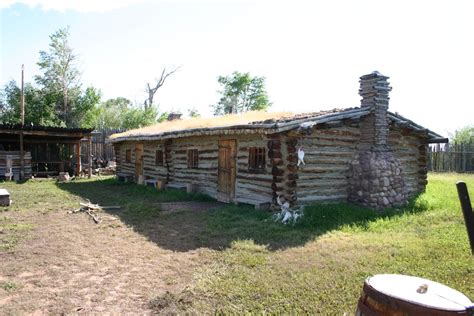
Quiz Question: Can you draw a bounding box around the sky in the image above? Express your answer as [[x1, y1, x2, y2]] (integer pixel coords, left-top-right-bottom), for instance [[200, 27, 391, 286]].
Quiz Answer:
[[0, 0, 473, 136]]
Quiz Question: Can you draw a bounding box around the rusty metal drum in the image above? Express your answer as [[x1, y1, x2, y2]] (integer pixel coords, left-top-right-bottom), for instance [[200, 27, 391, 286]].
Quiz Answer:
[[356, 274, 473, 316]]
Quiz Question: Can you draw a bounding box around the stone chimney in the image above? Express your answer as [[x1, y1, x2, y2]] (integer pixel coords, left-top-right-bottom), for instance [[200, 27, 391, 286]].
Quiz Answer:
[[359, 71, 391, 151], [167, 112, 182, 121], [348, 72, 407, 209]]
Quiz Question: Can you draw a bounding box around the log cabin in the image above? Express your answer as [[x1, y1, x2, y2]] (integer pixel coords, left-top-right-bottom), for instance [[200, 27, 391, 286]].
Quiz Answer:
[[109, 72, 447, 209]]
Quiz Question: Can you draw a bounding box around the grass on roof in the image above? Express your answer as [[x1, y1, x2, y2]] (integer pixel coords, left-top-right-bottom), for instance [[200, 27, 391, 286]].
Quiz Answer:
[[109, 111, 295, 140]]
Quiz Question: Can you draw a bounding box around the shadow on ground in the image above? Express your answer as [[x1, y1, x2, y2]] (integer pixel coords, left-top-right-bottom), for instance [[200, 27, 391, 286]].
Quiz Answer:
[[57, 177, 428, 252]]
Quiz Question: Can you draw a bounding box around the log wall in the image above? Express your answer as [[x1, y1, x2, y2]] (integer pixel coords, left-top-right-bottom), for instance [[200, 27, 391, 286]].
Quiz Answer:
[[115, 135, 276, 205], [167, 136, 218, 197], [235, 135, 274, 205], [290, 125, 360, 204], [389, 127, 427, 197], [142, 141, 168, 180], [115, 142, 136, 178]]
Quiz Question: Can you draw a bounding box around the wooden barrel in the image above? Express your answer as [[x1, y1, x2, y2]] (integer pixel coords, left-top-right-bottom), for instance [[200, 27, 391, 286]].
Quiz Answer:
[[356, 274, 473, 316]]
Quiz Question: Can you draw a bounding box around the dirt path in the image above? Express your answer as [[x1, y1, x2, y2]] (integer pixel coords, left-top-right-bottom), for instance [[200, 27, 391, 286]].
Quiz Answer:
[[0, 205, 213, 314]]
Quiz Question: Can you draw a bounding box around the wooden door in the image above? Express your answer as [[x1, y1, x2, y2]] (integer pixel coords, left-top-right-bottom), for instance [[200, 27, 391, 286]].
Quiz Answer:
[[218, 140, 236, 203], [135, 144, 144, 180]]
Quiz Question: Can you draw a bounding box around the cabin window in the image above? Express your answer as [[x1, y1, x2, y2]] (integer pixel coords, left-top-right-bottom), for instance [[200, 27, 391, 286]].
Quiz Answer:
[[125, 149, 131, 163], [155, 150, 164, 166], [187, 149, 199, 168], [248, 147, 266, 172]]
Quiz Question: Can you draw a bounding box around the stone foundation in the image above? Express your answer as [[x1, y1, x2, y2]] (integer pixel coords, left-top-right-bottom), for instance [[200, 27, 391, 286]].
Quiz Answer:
[[348, 150, 407, 209]]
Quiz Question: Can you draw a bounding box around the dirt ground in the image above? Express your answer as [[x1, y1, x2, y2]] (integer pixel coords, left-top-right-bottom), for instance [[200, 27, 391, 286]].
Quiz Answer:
[[0, 198, 220, 314]]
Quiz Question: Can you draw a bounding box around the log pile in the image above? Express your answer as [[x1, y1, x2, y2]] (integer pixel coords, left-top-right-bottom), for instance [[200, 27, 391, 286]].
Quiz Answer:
[[0, 151, 32, 180]]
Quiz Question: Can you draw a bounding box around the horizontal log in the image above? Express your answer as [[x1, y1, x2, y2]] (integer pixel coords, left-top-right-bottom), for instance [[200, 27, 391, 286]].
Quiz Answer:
[[299, 165, 349, 173], [287, 173, 298, 180], [237, 178, 273, 188], [237, 168, 268, 174], [268, 151, 282, 159], [272, 166, 284, 176], [297, 173, 347, 181], [236, 174, 273, 182], [271, 158, 284, 166], [297, 180, 348, 189], [271, 183, 284, 191], [234, 196, 271, 205], [298, 194, 347, 203]]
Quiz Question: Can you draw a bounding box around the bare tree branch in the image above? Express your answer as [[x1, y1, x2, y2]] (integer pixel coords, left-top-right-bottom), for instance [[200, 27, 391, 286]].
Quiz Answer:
[[145, 66, 181, 109]]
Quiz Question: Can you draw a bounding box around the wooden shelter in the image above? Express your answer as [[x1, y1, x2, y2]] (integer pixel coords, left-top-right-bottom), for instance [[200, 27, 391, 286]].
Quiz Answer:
[[0, 124, 93, 179], [110, 72, 448, 209]]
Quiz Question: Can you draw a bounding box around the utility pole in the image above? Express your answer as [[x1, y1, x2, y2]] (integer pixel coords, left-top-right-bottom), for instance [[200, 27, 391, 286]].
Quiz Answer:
[[19, 64, 25, 180], [21, 65, 25, 125]]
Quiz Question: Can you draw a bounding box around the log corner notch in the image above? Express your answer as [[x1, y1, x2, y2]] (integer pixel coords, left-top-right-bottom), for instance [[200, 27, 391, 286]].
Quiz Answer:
[[164, 139, 173, 183], [285, 135, 299, 208], [268, 134, 284, 209]]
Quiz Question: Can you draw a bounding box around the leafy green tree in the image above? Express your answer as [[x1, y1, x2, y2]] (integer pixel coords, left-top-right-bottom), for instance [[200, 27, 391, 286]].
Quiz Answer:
[[0, 80, 58, 126], [83, 97, 162, 130], [121, 106, 158, 129], [451, 125, 474, 145], [212, 71, 271, 115], [35, 27, 85, 126]]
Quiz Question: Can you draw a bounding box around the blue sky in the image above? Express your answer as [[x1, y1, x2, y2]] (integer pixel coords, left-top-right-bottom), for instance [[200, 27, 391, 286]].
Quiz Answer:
[[1, 0, 473, 135]]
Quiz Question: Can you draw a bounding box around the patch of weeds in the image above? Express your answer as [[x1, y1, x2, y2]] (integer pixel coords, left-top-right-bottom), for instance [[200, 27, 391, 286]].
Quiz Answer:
[[148, 291, 193, 313], [1, 281, 19, 292], [0, 235, 20, 251], [223, 240, 269, 268], [0, 217, 33, 251], [105, 222, 122, 229]]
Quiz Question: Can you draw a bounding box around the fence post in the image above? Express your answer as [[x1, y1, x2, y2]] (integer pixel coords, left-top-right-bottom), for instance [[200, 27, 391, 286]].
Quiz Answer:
[[456, 181, 474, 255]]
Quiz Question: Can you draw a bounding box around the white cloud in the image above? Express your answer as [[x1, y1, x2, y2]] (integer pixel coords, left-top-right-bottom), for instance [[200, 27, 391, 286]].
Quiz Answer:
[[0, 0, 151, 13]]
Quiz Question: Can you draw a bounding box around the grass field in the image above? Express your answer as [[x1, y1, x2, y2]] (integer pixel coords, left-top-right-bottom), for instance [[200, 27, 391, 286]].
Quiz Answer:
[[0, 173, 473, 314]]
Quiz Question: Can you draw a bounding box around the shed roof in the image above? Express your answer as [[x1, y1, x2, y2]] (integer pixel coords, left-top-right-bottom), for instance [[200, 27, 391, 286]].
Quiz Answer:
[[109, 107, 446, 143], [0, 124, 93, 140]]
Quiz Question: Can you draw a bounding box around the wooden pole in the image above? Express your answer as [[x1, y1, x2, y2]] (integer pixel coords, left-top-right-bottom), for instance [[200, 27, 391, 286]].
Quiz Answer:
[[88, 135, 92, 179], [456, 181, 474, 255], [19, 64, 25, 180], [75, 141, 81, 176], [21, 65, 25, 125]]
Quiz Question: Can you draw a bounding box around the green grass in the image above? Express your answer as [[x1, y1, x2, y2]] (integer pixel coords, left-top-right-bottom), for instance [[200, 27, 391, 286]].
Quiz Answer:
[[1, 173, 473, 314], [188, 173, 474, 314]]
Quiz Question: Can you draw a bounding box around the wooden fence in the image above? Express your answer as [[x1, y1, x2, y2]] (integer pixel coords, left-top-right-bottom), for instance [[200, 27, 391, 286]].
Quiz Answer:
[[80, 129, 124, 165], [428, 142, 474, 173]]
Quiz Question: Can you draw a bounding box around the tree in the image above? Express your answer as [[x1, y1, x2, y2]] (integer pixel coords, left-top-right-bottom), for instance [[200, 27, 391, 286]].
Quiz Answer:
[[187, 107, 201, 118], [211, 71, 271, 116], [145, 67, 180, 109], [451, 125, 474, 145], [83, 97, 162, 130], [0, 80, 58, 126], [35, 27, 81, 126]]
